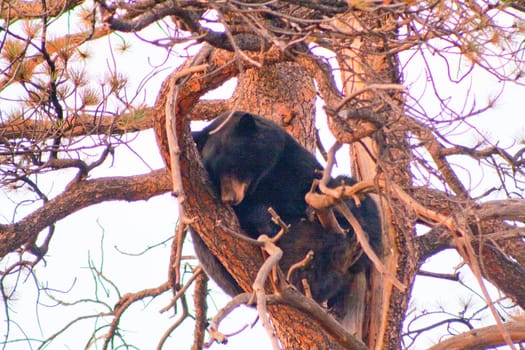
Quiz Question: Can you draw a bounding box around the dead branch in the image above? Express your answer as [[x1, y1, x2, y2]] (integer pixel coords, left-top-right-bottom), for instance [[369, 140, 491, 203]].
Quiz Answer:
[[207, 293, 252, 346], [268, 207, 291, 242], [169, 222, 188, 293], [307, 142, 346, 234], [301, 278, 313, 299], [253, 235, 283, 350], [192, 271, 208, 350], [275, 288, 369, 350], [165, 64, 209, 216], [210, 210, 292, 348]]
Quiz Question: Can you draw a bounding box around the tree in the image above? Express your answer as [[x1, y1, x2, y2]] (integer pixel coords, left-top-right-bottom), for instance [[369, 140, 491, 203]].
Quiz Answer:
[[1, 0, 525, 349]]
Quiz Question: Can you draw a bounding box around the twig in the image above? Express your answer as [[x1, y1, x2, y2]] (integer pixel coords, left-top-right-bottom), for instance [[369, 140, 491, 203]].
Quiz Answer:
[[417, 270, 459, 281], [286, 250, 314, 281], [157, 295, 190, 350], [268, 207, 290, 243], [301, 279, 313, 299], [165, 76, 186, 209], [104, 282, 171, 349], [319, 142, 342, 190], [333, 83, 406, 115], [160, 266, 203, 313]]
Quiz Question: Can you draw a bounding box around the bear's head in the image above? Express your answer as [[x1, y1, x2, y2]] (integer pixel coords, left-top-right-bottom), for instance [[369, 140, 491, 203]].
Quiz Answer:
[[193, 111, 286, 206]]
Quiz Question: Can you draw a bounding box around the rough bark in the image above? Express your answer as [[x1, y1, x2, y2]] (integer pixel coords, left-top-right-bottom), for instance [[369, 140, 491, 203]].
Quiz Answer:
[[333, 9, 414, 349], [231, 62, 317, 152]]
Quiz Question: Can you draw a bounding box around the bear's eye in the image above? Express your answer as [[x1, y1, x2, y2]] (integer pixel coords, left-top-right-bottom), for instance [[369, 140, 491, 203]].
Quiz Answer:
[[219, 161, 250, 179]]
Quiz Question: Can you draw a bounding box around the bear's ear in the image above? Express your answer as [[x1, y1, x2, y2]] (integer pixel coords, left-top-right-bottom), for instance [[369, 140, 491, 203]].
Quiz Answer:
[[235, 112, 258, 136], [192, 130, 208, 152]]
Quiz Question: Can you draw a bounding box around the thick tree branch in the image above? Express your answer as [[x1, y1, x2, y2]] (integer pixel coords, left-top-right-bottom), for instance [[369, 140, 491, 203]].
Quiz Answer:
[[0, 98, 238, 143], [0, 168, 171, 257], [280, 0, 348, 14], [477, 199, 525, 221], [427, 320, 525, 350], [101, 1, 271, 52], [0, 110, 154, 141], [411, 188, 525, 256], [477, 242, 525, 308], [415, 225, 454, 262]]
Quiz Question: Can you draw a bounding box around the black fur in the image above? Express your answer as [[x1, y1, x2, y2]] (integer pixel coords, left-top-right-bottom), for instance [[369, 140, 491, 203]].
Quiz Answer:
[[191, 111, 381, 306]]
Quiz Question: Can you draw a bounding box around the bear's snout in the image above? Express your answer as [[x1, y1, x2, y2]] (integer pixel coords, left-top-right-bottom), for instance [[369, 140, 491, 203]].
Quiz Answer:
[[220, 175, 248, 206]]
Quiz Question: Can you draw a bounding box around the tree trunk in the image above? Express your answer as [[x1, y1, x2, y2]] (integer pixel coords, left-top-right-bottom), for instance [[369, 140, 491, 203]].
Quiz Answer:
[[154, 47, 357, 349], [333, 10, 416, 349]]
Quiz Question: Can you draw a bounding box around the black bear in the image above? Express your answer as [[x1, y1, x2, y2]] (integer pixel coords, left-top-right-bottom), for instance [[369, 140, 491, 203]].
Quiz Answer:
[[193, 111, 321, 236], [191, 111, 381, 306]]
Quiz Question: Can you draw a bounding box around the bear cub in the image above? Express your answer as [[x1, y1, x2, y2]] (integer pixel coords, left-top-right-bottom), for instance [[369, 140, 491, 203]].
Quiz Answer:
[[192, 111, 381, 307]]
